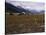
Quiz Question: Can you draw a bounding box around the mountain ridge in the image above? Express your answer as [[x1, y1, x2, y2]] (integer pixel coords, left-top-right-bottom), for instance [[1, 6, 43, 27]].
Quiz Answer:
[[5, 2, 44, 14]]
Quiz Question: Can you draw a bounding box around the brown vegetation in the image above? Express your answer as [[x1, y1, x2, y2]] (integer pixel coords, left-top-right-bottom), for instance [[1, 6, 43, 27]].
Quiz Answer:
[[5, 14, 45, 34]]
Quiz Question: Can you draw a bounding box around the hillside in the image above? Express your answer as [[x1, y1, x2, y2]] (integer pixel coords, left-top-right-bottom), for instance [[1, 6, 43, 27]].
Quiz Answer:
[[5, 2, 44, 14]]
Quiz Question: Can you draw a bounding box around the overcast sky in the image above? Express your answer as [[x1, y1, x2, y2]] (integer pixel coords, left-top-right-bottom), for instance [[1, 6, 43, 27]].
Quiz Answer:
[[6, 0, 45, 11]]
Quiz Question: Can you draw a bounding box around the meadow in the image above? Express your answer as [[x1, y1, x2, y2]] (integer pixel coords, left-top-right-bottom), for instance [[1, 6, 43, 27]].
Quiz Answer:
[[5, 14, 45, 34]]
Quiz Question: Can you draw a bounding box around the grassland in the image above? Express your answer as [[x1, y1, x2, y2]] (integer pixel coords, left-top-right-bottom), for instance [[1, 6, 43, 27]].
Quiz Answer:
[[5, 14, 45, 34]]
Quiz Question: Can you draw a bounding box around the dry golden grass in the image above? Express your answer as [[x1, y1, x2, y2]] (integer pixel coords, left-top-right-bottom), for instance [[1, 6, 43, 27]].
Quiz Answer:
[[5, 14, 45, 34]]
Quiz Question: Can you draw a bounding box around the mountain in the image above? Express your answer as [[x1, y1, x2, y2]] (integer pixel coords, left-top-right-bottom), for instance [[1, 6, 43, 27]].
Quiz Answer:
[[5, 2, 44, 14], [30, 10, 45, 14], [39, 10, 45, 14], [29, 10, 39, 14], [5, 2, 26, 13]]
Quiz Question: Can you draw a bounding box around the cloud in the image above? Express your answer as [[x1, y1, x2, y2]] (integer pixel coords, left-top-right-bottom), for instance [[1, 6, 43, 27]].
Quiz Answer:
[[6, 0, 45, 10]]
